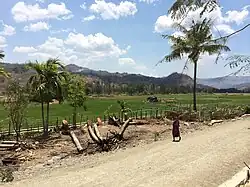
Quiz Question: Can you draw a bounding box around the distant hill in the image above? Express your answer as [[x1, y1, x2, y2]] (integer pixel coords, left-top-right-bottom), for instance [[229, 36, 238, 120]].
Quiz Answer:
[[0, 62, 244, 94], [197, 76, 250, 90]]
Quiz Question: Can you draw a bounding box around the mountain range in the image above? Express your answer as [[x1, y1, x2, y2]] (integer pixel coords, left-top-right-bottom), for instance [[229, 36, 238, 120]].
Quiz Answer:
[[0, 63, 249, 93]]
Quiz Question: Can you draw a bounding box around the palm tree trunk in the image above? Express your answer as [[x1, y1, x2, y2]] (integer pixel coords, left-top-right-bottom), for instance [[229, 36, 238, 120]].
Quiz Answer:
[[39, 88, 45, 134], [73, 107, 77, 128], [193, 61, 197, 111], [45, 101, 50, 137]]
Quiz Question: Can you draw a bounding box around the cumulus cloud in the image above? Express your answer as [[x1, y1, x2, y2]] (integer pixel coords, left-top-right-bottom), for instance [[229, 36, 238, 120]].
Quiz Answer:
[[14, 32, 127, 66], [154, 15, 174, 33], [13, 46, 37, 53], [24, 22, 50, 32], [0, 36, 7, 48], [82, 15, 96, 22], [11, 2, 73, 22], [118, 57, 148, 74], [0, 23, 16, 36], [154, 5, 249, 34], [118, 57, 136, 65], [89, 0, 137, 20], [139, 0, 159, 4], [224, 5, 250, 25]]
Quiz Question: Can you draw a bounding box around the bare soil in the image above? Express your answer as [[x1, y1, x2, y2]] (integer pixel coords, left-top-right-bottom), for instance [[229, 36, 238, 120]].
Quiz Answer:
[[1, 117, 249, 187]]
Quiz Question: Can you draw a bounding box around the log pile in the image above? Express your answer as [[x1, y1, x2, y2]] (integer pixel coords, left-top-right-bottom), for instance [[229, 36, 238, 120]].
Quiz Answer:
[[87, 118, 132, 151]]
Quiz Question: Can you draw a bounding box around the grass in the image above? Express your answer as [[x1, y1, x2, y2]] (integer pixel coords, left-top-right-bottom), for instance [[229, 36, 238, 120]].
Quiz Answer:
[[0, 93, 250, 131]]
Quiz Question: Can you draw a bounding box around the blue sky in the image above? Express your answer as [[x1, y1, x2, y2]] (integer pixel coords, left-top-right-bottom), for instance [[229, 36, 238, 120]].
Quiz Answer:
[[0, 0, 249, 78]]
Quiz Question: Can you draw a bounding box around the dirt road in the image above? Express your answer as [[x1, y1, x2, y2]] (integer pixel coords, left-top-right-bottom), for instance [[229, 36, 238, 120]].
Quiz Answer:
[[3, 118, 250, 187]]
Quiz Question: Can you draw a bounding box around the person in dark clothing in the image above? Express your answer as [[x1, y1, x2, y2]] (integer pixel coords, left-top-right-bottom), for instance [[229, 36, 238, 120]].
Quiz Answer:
[[172, 119, 181, 142]]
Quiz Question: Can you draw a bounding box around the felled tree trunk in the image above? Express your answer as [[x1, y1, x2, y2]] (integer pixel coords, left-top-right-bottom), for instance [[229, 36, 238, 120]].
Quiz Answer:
[[97, 117, 103, 126], [118, 118, 132, 140], [87, 120, 101, 144], [93, 123, 103, 142], [61, 120, 69, 135], [69, 130, 84, 153]]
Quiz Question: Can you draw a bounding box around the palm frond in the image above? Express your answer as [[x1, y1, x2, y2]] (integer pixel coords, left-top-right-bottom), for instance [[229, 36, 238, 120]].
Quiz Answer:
[[169, 0, 219, 20], [201, 44, 231, 55]]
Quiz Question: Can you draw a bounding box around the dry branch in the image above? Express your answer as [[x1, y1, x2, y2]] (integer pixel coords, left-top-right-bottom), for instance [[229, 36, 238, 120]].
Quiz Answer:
[[118, 118, 132, 140], [69, 131, 84, 153]]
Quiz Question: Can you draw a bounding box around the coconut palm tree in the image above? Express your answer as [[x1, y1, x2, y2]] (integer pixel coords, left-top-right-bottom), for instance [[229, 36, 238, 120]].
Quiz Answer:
[[27, 58, 67, 137], [169, 0, 219, 20], [0, 50, 10, 78], [160, 19, 230, 111]]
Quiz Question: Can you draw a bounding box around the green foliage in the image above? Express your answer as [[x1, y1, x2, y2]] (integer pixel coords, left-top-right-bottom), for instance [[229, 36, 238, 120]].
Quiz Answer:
[[26, 58, 67, 136], [4, 79, 29, 141], [66, 74, 87, 109], [64, 74, 87, 126], [117, 100, 132, 113]]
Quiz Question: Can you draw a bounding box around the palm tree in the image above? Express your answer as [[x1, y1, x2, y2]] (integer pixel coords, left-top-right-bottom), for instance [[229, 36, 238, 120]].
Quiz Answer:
[[169, 0, 219, 20], [160, 19, 230, 111], [27, 58, 67, 137], [0, 50, 10, 78], [27, 61, 46, 135]]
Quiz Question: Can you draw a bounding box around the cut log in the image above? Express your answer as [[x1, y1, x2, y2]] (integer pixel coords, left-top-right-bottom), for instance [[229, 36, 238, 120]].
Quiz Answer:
[[69, 131, 84, 153], [118, 118, 132, 140], [93, 123, 103, 142], [97, 118, 103, 126], [87, 121, 101, 144], [61, 120, 69, 135], [0, 144, 17, 149], [1, 141, 18, 144]]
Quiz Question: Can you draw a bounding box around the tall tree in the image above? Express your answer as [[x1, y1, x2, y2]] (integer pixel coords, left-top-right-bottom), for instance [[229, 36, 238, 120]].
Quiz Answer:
[[160, 19, 230, 110], [27, 58, 67, 137], [4, 79, 29, 141], [65, 74, 87, 127]]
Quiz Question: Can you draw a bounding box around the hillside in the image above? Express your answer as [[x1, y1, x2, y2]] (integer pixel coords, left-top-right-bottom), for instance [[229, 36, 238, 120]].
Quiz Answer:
[[197, 76, 250, 90], [0, 63, 242, 94]]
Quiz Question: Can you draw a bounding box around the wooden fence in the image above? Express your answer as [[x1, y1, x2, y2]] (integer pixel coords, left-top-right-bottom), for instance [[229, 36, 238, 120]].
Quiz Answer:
[[0, 103, 247, 135]]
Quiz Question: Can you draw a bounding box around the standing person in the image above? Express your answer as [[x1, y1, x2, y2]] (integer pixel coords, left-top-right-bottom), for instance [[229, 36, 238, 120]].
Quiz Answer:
[[172, 119, 181, 142]]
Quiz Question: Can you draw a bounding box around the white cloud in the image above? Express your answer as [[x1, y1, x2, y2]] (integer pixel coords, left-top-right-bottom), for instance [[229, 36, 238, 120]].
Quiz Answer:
[[24, 22, 50, 32], [13, 46, 37, 53], [118, 57, 148, 74], [15, 32, 127, 66], [224, 6, 250, 25], [139, 0, 159, 4], [119, 57, 136, 65], [11, 2, 73, 22], [154, 15, 174, 33], [89, 0, 137, 20], [80, 2, 87, 10], [0, 36, 7, 48], [215, 24, 235, 34], [154, 5, 249, 34], [0, 23, 16, 36], [82, 15, 96, 22]]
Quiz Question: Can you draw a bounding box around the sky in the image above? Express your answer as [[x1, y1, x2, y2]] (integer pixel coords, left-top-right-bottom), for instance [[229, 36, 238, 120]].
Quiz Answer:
[[0, 0, 249, 78]]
